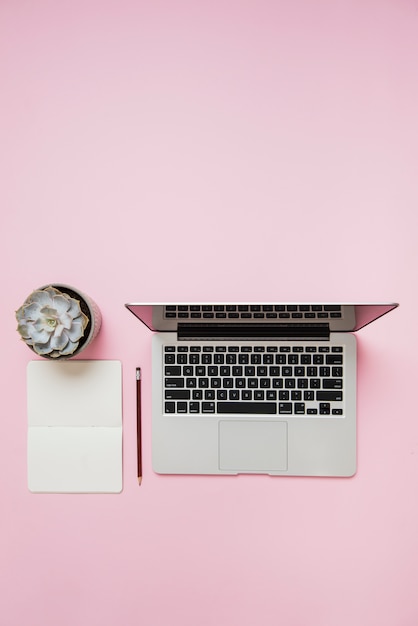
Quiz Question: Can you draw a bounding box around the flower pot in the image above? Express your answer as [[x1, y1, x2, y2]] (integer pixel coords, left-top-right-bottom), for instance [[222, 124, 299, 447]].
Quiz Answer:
[[16, 284, 102, 359]]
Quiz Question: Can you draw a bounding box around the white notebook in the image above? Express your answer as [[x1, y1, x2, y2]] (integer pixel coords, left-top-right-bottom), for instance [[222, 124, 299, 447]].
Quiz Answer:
[[27, 360, 123, 493]]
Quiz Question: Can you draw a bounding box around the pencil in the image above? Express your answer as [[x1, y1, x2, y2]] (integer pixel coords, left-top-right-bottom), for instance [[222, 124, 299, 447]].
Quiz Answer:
[[136, 367, 142, 485]]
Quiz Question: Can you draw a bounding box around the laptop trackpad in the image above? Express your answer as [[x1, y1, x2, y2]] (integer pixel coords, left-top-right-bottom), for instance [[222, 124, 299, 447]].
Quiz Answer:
[[219, 420, 288, 472]]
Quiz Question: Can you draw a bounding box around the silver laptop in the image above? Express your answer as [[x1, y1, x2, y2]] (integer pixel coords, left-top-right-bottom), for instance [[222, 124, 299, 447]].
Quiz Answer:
[[125, 303, 398, 477]]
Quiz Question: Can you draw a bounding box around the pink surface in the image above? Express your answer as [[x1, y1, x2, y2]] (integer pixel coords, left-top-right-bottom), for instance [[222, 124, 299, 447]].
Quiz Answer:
[[1, 1, 417, 624]]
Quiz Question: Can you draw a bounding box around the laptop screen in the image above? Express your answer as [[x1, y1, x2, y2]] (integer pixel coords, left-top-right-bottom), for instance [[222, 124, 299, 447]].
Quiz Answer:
[[125, 303, 398, 333]]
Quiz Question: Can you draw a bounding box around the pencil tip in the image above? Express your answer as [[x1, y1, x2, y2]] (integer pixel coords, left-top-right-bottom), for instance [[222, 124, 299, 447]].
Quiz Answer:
[[138, 477, 142, 485]]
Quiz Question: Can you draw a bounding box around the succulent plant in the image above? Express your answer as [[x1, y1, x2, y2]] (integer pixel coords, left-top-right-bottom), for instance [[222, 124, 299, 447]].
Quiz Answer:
[[16, 286, 90, 358]]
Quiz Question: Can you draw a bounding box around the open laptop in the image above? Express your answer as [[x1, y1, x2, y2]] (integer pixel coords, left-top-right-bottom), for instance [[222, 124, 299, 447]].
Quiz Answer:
[[125, 303, 398, 477]]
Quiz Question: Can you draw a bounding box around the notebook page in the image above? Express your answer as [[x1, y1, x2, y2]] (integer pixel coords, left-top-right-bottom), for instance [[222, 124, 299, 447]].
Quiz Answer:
[[27, 360, 122, 493]]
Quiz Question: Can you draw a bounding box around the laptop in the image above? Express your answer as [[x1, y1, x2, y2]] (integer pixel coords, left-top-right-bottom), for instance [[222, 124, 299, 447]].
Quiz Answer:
[[125, 303, 398, 477]]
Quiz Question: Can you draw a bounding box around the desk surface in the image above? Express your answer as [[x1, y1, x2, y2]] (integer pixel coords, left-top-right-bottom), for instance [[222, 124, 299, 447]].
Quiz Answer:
[[1, 2, 417, 625]]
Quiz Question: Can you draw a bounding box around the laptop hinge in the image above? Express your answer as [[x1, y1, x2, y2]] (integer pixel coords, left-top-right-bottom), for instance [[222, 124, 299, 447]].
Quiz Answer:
[[177, 323, 330, 341]]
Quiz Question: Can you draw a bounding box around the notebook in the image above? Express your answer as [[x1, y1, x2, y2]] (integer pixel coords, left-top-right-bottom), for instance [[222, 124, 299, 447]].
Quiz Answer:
[[27, 360, 122, 493], [125, 303, 398, 477]]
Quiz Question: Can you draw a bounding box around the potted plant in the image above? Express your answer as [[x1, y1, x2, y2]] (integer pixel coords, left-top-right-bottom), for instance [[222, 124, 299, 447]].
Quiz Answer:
[[15, 284, 101, 358]]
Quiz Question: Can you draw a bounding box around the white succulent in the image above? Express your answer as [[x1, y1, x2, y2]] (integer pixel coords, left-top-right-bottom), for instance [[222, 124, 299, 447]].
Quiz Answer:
[[16, 286, 89, 358]]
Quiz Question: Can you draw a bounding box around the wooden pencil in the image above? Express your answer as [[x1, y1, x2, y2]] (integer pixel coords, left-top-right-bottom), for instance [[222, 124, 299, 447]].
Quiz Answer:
[[136, 367, 142, 485]]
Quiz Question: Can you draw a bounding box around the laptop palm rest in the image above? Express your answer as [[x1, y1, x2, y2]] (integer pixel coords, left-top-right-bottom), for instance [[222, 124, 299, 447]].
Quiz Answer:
[[219, 420, 288, 472]]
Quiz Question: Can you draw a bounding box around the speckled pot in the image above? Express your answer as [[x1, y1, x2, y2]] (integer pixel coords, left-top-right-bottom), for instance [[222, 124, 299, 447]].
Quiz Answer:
[[28, 284, 102, 359]]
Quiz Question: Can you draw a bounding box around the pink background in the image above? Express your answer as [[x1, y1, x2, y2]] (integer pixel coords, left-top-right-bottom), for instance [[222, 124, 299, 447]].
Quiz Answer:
[[1, 1, 417, 624]]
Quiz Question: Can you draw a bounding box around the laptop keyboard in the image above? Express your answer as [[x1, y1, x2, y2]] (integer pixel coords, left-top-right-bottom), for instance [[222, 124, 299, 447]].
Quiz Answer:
[[163, 344, 344, 417]]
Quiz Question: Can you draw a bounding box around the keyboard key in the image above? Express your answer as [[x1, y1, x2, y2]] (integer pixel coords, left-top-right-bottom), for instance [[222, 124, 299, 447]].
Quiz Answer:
[[202, 402, 215, 413], [285, 379, 296, 388], [217, 402, 276, 414], [165, 378, 185, 388], [165, 390, 190, 400], [326, 354, 343, 365], [323, 379, 343, 389], [279, 403, 292, 414], [317, 391, 343, 401]]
